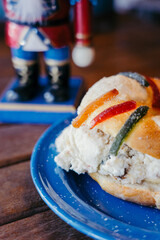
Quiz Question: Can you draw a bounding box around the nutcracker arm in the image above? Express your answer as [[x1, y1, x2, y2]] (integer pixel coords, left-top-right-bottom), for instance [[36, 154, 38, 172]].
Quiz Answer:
[[72, 0, 95, 67], [74, 0, 92, 46]]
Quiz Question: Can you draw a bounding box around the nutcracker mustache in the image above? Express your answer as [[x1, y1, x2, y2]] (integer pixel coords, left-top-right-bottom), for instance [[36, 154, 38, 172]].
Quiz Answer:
[[15, 0, 44, 23]]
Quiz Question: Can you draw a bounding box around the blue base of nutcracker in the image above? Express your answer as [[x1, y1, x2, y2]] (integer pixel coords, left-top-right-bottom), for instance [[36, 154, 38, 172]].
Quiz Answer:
[[0, 76, 84, 124]]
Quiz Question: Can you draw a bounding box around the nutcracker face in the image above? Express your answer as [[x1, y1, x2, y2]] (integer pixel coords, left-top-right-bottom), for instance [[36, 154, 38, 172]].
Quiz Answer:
[[6, 0, 60, 19]]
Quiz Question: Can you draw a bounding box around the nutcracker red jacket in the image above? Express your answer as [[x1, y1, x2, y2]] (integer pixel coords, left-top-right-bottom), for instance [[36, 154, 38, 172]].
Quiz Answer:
[[3, 0, 92, 49]]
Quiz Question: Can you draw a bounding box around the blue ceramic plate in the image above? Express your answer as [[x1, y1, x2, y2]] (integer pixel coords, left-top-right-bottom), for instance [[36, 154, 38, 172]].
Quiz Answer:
[[31, 116, 160, 240]]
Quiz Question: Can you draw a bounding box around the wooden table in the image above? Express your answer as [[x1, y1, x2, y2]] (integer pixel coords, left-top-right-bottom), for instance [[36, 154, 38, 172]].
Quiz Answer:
[[0, 14, 160, 239]]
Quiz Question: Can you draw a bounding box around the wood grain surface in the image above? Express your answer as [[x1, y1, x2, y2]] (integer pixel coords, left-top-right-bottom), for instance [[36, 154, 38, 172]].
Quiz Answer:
[[0, 13, 160, 239], [0, 125, 48, 167], [0, 210, 91, 240]]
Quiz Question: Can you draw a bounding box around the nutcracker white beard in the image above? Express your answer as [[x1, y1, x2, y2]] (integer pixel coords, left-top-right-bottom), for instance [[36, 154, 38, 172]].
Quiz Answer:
[[15, 0, 44, 23]]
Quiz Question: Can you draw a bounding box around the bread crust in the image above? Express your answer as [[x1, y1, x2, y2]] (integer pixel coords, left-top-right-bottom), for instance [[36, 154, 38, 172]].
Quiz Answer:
[[74, 74, 160, 208], [86, 75, 160, 208], [90, 172, 160, 208], [78, 75, 160, 158]]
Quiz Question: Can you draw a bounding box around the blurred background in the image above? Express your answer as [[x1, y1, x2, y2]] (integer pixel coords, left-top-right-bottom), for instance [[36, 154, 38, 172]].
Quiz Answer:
[[0, 1, 5, 20], [1, 0, 160, 89], [1, 0, 160, 23]]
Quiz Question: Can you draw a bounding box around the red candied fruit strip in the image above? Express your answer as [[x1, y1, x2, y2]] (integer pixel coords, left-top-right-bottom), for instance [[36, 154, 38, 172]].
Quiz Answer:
[[90, 100, 137, 129], [145, 76, 160, 108], [72, 89, 119, 128]]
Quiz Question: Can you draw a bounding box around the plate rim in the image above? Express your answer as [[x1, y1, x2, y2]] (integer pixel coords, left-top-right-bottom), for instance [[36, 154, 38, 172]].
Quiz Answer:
[[31, 120, 115, 240], [30, 117, 160, 240]]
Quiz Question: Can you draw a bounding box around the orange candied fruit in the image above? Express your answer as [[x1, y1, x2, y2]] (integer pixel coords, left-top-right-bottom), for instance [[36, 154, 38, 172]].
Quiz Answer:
[[90, 100, 137, 129], [72, 88, 119, 128]]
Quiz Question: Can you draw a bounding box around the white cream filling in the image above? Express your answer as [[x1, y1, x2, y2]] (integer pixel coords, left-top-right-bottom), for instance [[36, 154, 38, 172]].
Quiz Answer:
[[55, 125, 160, 186], [55, 125, 111, 174]]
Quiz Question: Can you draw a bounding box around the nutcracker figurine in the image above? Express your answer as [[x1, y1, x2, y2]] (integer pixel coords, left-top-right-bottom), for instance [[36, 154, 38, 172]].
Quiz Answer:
[[3, 0, 96, 103]]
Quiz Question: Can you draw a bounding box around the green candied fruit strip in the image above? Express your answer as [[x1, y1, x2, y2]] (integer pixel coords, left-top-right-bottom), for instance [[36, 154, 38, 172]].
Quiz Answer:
[[119, 72, 150, 87], [109, 106, 149, 156]]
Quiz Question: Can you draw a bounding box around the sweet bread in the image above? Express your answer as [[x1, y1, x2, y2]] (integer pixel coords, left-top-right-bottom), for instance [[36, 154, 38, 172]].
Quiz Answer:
[[55, 72, 160, 208]]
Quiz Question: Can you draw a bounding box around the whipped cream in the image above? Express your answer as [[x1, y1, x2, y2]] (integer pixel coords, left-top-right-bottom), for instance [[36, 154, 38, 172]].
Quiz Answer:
[[55, 125, 160, 185]]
